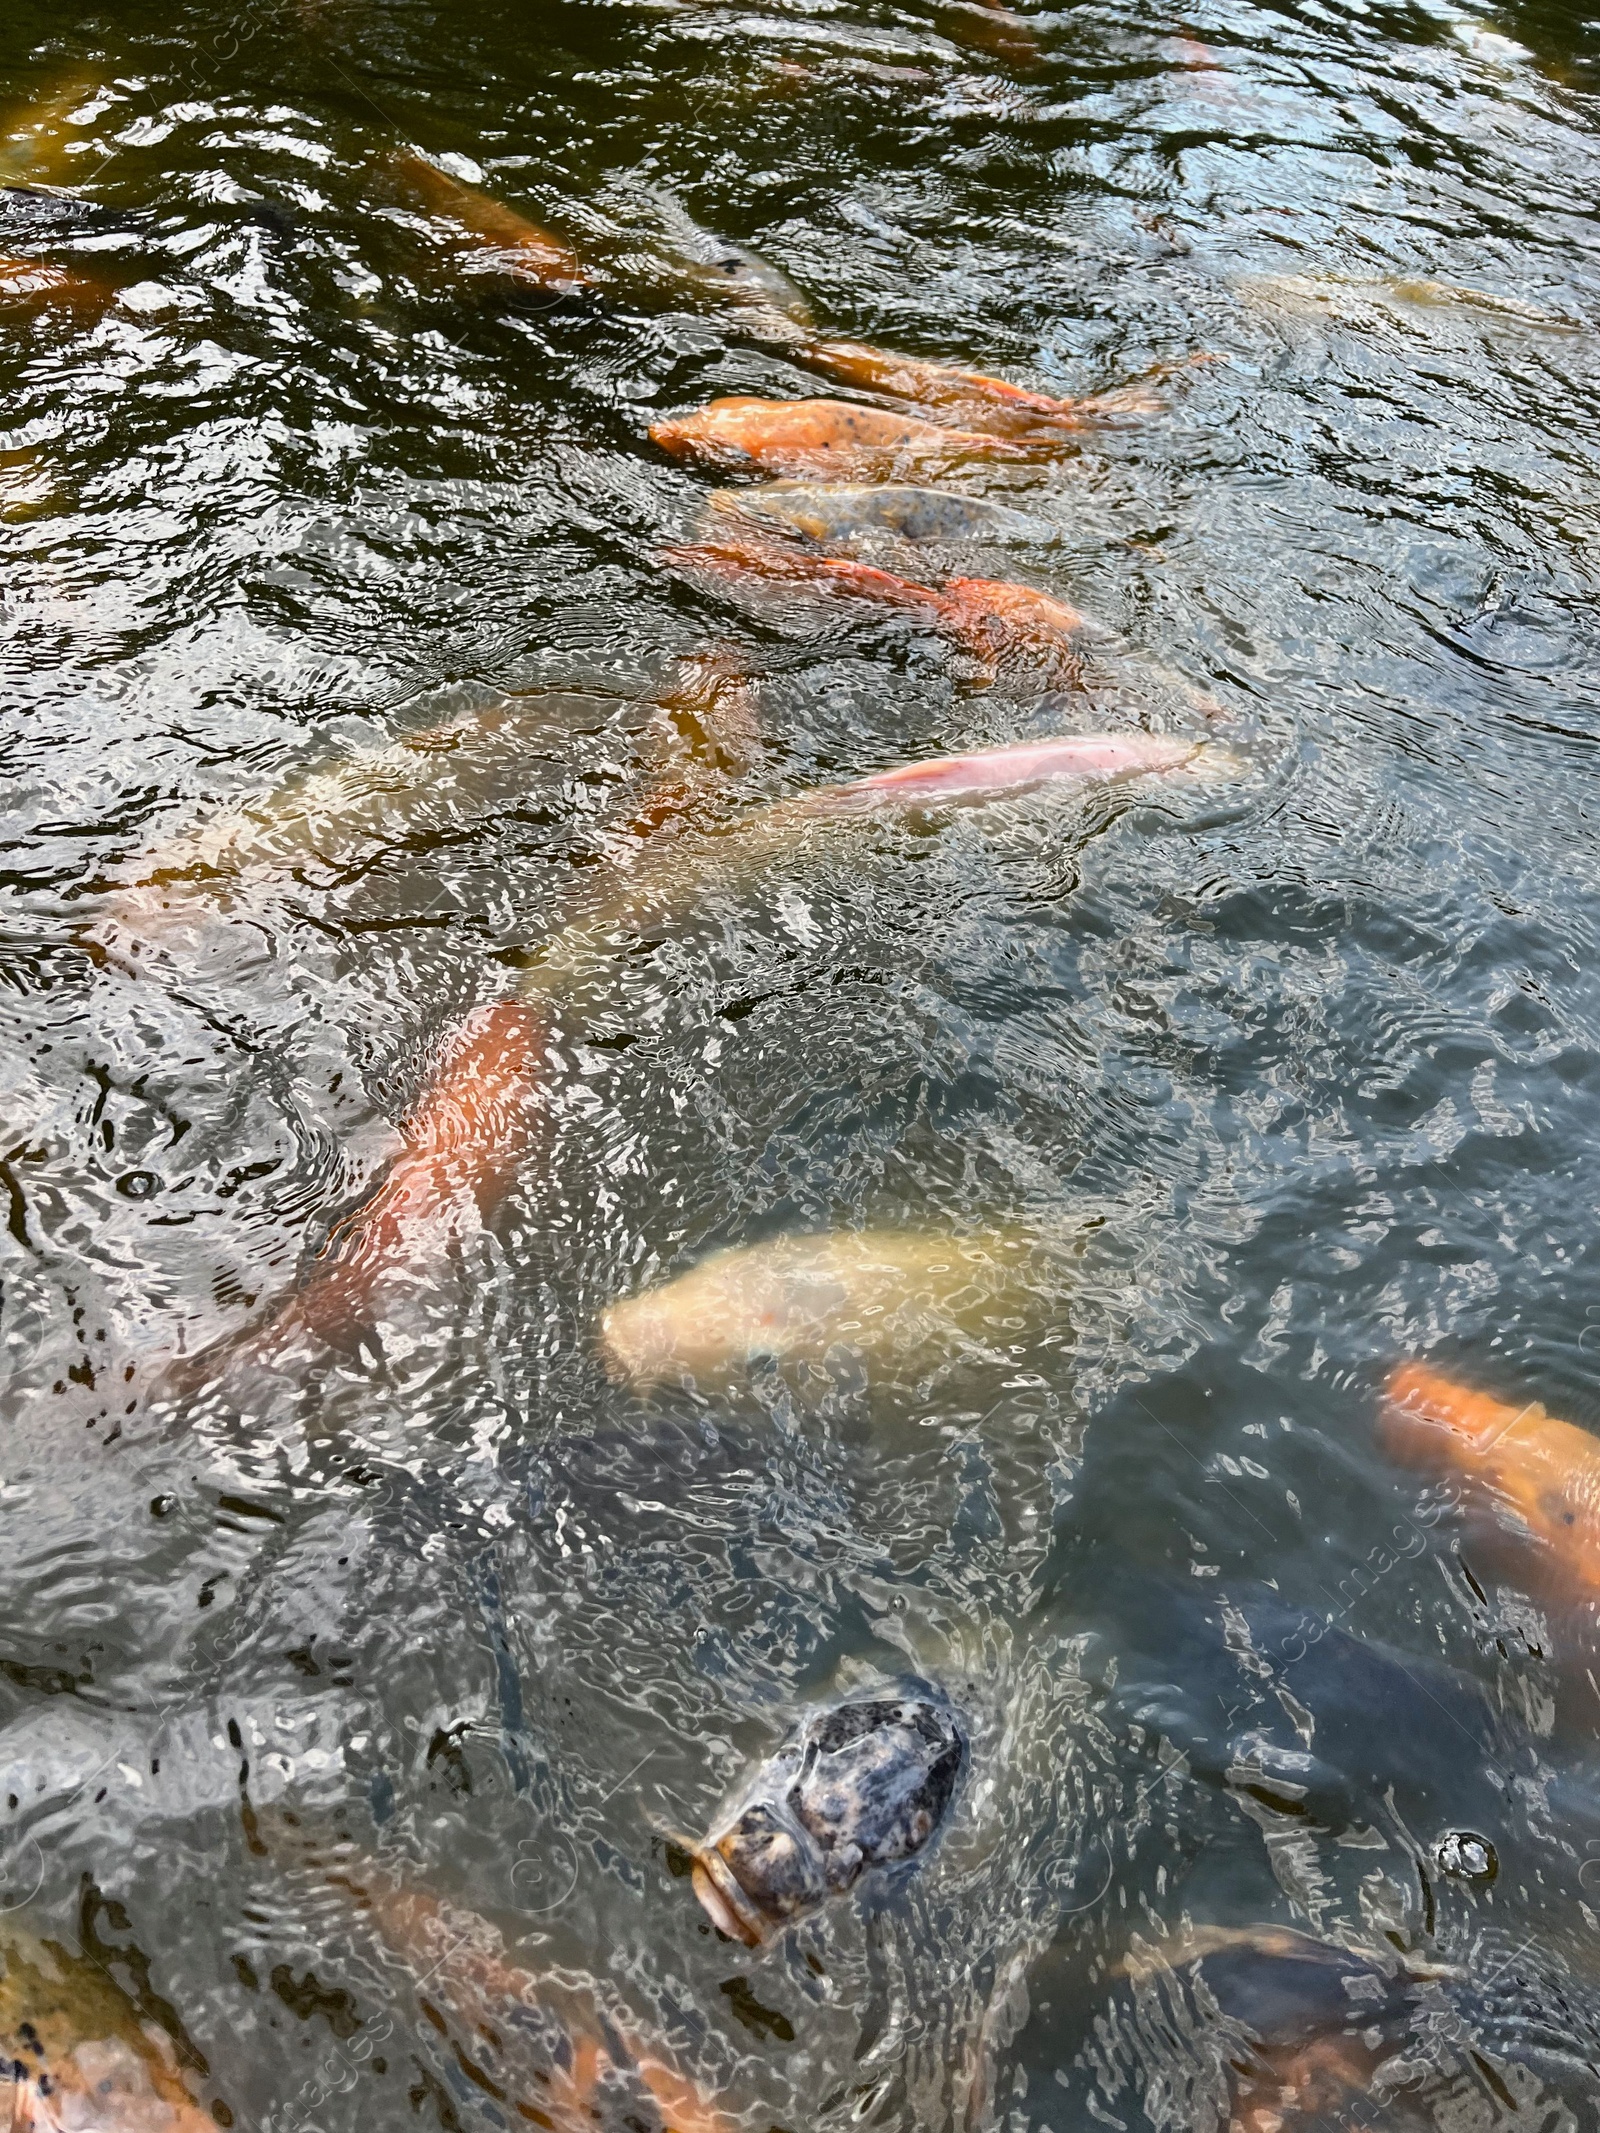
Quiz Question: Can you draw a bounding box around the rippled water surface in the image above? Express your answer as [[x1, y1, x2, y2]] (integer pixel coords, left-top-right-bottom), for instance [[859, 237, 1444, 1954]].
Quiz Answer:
[[4, 0, 1600, 2126]]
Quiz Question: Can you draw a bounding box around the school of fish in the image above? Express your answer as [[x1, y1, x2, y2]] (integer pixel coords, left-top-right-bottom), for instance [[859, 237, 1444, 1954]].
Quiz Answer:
[[0, 11, 1595, 2133]]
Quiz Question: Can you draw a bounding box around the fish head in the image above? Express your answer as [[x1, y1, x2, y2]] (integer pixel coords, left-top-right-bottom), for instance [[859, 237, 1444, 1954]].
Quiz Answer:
[[691, 1795, 829, 1945], [1379, 1363, 1536, 1475], [598, 1257, 751, 1386], [689, 1696, 964, 1942], [608, 186, 813, 336]]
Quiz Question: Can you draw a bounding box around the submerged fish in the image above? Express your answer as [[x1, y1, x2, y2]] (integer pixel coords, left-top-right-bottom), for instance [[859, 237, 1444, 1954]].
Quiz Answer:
[[135, 996, 548, 1427], [606, 185, 813, 342], [799, 341, 1161, 432], [668, 537, 1089, 684], [599, 1226, 1068, 1388], [705, 482, 1055, 547], [683, 1693, 966, 1945], [1381, 1362, 1600, 1600], [0, 252, 77, 302], [1107, 1927, 1447, 2133], [0, 74, 109, 189], [394, 150, 593, 292], [939, 0, 1044, 65], [519, 731, 1231, 1008], [296, 1840, 741, 2133], [223, 997, 546, 1371], [0, 1922, 215, 2131], [1238, 271, 1580, 332], [649, 396, 1062, 478], [614, 649, 764, 850], [103, 661, 755, 955]]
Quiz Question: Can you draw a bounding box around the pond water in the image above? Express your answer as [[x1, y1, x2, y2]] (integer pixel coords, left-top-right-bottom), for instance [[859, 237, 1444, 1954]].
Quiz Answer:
[[2, 0, 1600, 2127]]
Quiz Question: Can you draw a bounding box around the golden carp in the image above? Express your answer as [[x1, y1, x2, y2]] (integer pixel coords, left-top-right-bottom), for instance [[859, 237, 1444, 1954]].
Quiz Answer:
[[1380, 1362, 1600, 1598], [0, 1923, 215, 2132], [599, 1226, 1070, 1388], [1238, 271, 1580, 333], [93, 699, 549, 966], [666, 537, 1087, 684], [0, 74, 108, 188], [395, 150, 593, 291], [648, 395, 1059, 478]]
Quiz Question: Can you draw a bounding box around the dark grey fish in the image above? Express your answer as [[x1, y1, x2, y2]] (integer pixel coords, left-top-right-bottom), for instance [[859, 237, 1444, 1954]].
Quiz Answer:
[[706, 482, 1056, 547], [0, 185, 125, 240], [686, 1692, 965, 1944], [608, 186, 813, 341]]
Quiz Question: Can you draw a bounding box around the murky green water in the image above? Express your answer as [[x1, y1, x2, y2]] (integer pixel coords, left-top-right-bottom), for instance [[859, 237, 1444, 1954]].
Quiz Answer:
[[2, 0, 1600, 2127]]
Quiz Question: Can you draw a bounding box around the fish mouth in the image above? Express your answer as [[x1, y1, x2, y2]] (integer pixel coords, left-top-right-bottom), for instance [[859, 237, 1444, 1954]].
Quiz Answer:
[[688, 1846, 774, 1947]]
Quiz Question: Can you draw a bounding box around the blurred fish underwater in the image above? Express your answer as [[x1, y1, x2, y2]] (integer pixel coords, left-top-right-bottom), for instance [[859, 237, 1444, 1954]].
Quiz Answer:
[[0, 0, 1599, 2128]]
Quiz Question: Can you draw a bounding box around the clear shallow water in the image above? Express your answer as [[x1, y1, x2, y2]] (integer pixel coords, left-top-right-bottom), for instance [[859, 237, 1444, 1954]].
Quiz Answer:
[[2, 0, 1600, 2127]]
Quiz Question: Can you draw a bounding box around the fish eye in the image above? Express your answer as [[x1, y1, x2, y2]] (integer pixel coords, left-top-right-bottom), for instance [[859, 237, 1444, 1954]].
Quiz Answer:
[[1432, 1829, 1498, 1883]]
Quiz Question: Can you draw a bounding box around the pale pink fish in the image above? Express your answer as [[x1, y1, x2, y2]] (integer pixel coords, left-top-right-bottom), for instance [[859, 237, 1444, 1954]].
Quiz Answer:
[[821, 731, 1203, 808], [521, 732, 1233, 1004]]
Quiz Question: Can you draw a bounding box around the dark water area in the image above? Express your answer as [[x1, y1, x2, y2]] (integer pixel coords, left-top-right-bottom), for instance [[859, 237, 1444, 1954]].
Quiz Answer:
[[2, 0, 1600, 2127]]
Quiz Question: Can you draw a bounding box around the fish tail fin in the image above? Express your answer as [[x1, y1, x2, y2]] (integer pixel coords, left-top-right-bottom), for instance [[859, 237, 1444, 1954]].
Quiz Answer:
[[656, 648, 763, 774]]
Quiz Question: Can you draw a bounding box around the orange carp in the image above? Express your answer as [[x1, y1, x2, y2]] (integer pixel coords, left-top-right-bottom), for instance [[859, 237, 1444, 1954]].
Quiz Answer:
[[668, 537, 1088, 683], [1381, 1362, 1600, 1599], [267, 996, 545, 1350], [0, 1923, 216, 2132], [799, 340, 1160, 431], [649, 395, 1060, 478], [166, 997, 549, 1402], [307, 1847, 742, 2133], [395, 150, 593, 292]]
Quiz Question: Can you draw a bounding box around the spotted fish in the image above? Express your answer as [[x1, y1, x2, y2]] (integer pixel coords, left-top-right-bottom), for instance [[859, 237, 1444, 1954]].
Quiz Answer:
[[705, 481, 1056, 547], [685, 1693, 966, 1945], [0, 1923, 216, 2132], [649, 396, 1064, 478]]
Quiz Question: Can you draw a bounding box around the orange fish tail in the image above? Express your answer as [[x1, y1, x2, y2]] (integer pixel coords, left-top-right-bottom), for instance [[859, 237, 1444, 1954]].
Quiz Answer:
[[665, 537, 944, 621]]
